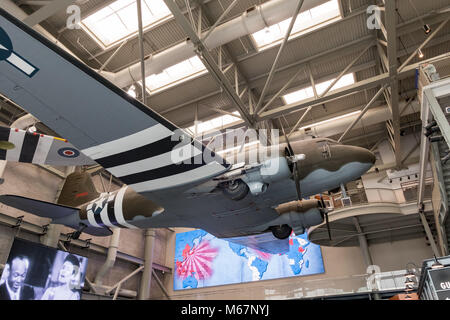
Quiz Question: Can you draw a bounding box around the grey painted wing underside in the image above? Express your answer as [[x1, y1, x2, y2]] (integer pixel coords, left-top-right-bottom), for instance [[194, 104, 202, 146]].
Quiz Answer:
[[0, 9, 286, 248], [0, 9, 229, 194]]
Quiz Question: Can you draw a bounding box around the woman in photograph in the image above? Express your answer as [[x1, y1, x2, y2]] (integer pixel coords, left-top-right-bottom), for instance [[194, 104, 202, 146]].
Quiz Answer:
[[41, 254, 81, 300]]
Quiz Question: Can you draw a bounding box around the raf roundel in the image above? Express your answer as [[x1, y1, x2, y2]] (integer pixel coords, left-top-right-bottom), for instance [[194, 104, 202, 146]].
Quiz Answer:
[[0, 27, 13, 61], [58, 147, 80, 158]]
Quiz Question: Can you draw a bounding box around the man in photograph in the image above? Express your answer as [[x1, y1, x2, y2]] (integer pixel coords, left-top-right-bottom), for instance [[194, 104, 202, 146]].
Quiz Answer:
[[0, 255, 35, 300]]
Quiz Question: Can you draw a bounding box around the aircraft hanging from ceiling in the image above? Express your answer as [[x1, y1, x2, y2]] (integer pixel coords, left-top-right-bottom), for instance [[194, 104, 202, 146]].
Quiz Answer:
[[0, 8, 375, 253]]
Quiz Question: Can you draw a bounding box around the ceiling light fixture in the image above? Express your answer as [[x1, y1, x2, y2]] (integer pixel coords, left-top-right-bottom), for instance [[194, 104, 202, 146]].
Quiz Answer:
[[418, 49, 424, 59]]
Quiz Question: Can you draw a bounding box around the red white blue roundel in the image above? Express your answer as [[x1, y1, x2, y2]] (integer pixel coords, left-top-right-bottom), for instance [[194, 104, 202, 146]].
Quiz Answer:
[[58, 147, 80, 158]]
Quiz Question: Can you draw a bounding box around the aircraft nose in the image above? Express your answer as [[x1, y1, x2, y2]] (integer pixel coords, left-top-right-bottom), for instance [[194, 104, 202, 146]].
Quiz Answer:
[[331, 144, 376, 167], [327, 144, 376, 181], [355, 146, 376, 165]]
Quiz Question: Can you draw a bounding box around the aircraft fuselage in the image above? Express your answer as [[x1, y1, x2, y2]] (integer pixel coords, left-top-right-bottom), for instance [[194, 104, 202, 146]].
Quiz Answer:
[[54, 137, 375, 240]]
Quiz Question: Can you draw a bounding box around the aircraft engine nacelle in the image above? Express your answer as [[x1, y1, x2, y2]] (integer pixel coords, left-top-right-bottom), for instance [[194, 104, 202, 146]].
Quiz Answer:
[[78, 187, 164, 229], [242, 156, 292, 196], [266, 199, 326, 239], [220, 156, 292, 199]]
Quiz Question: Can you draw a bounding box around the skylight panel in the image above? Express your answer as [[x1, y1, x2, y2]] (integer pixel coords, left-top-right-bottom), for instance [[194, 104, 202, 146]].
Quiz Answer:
[[143, 56, 208, 94], [251, 0, 342, 51], [187, 111, 241, 136], [81, 0, 172, 48], [283, 73, 355, 105]]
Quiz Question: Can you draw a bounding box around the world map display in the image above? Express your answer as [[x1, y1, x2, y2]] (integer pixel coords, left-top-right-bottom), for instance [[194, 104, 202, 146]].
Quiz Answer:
[[174, 230, 324, 290]]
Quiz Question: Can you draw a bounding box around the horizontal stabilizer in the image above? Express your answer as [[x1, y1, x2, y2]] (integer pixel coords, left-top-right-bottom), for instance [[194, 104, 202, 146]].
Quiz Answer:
[[78, 225, 113, 237], [225, 232, 290, 254], [0, 126, 96, 166], [0, 194, 78, 219], [0, 195, 112, 236]]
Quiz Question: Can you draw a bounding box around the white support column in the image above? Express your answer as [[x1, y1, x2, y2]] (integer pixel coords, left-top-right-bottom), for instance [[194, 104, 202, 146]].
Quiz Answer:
[[138, 229, 156, 300], [95, 228, 121, 285]]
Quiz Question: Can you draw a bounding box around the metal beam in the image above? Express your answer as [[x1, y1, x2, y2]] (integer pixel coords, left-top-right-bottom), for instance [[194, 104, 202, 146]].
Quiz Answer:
[[152, 269, 171, 300], [106, 266, 144, 295], [258, 66, 305, 115], [337, 84, 388, 143], [320, 44, 373, 99], [254, 0, 305, 114], [137, 0, 147, 106], [385, 0, 401, 168], [18, 1, 52, 6], [287, 106, 312, 137], [398, 18, 450, 72], [258, 52, 450, 121], [163, 0, 255, 127], [99, 39, 129, 73], [161, 30, 449, 119], [201, 0, 239, 43], [283, 43, 373, 136], [417, 76, 441, 258], [22, 0, 77, 27], [193, 0, 259, 119]]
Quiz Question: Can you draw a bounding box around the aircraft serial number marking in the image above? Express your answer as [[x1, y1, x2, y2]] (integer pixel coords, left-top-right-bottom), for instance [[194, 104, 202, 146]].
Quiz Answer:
[[180, 304, 269, 318], [224, 304, 269, 317]]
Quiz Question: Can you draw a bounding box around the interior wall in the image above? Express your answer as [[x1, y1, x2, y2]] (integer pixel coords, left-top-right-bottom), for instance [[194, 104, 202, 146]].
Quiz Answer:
[[0, 162, 62, 226], [362, 134, 433, 204], [369, 238, 433, 271], [160, 227, 434, 300], [0, 163, 171, 299]]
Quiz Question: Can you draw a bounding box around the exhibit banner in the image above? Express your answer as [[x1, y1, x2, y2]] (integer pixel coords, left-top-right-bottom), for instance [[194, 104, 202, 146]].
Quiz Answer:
[[428, 266, 450, 300], [0, 238, 88, 300], [174, 230, 324, 290]]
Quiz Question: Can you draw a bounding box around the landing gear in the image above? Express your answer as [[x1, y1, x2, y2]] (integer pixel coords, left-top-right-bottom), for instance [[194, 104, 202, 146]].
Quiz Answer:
[[270, 224, 292, 239], [222, 179, 249, 201]]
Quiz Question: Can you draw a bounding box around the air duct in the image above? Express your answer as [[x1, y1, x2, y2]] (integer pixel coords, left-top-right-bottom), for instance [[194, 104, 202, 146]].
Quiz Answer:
[[3, 0, 330, 88], [283, 100, 420, 142]]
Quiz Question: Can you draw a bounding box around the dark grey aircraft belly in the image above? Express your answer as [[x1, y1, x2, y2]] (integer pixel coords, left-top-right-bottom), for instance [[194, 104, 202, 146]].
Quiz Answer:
[[130, 158, 373, 237], [133, 178, 299, 238]]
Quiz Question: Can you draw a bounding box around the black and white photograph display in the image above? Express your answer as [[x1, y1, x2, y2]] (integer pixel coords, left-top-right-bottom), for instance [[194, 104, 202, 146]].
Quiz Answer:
[[0, 238, 88, 300]]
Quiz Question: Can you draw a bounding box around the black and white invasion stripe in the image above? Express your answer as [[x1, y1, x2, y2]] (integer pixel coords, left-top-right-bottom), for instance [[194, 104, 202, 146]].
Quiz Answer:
[[86, 187, 137, 229], [82, 124, 230, 193], [0, 126, 53, 163]]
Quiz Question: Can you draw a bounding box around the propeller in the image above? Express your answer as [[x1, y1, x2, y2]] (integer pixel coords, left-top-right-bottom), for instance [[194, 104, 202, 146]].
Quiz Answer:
[[279, 120, 302, 201], [319, 194, 332, 241]]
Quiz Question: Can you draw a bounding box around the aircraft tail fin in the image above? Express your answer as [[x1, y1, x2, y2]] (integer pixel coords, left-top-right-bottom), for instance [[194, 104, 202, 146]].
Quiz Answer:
[[0, 194, 79, 219], [57, 172, 100, 207]]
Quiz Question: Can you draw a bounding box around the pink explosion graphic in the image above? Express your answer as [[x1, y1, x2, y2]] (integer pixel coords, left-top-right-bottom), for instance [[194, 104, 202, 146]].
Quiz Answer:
[[176, 240, 218, 280], [252, 249, 272, 261]]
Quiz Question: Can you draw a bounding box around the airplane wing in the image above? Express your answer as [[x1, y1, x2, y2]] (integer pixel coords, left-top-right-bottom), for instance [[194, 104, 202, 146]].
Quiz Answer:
[[0, 9, 288, 254], [0, 125, 96, 166], [0, 8, 230, 192]]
